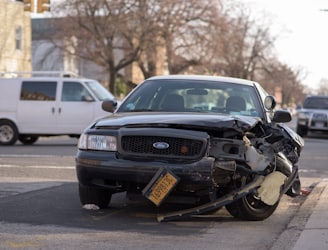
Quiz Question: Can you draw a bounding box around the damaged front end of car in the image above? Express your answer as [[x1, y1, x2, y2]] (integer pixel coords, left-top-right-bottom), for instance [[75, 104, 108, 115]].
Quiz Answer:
[[154, 117, 304, 222]]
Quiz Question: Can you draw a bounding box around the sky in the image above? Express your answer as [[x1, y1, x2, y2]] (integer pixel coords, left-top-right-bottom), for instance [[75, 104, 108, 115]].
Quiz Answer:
[[244, 0, 328, 90]]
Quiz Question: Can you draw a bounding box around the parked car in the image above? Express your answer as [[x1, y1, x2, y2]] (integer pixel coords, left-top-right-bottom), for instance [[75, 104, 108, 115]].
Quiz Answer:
[[296, 95, 328, 137], [76, 75, 304, 222], [0, 72, 118, 145]]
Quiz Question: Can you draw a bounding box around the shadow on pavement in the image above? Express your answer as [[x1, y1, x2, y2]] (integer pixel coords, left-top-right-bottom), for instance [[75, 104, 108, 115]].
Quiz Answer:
[[0, 182, 233, 235]]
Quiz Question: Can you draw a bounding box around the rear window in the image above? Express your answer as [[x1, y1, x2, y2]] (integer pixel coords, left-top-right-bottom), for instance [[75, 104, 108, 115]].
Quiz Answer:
[[20, 81, 57, 101], [303, 97, 328, 109]]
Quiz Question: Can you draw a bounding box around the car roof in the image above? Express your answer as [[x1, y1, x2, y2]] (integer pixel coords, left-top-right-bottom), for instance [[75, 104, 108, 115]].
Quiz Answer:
[[305, 95, 328, 99], [0, 77, 94, 81], [147, 75, 256, 86]]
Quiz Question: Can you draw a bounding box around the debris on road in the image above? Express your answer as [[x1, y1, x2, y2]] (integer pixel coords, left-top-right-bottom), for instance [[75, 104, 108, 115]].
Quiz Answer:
[[82, 204, 100, 210]]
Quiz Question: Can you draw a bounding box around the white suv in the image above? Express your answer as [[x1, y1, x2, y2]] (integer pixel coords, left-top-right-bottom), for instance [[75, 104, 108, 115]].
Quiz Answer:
[[296, 95, 328, 137]]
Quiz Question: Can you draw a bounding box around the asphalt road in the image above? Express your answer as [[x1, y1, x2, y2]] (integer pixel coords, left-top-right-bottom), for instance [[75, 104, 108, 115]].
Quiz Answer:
[[0, 181, 311, 250]]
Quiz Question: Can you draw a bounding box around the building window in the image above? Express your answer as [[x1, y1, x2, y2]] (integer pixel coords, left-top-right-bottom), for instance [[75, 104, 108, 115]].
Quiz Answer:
[[16, 26, 22, 50]]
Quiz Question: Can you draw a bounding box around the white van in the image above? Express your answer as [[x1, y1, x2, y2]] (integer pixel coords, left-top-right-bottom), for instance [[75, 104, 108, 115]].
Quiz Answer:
[[0, 72, 117, 145]]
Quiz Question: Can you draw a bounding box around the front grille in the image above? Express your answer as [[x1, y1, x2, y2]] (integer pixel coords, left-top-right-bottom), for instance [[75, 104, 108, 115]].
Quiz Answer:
[[121, 135, 204, 158], [310, 121, 328, 127], [311, 113, 328, 128], [312, 113, 327, 121]]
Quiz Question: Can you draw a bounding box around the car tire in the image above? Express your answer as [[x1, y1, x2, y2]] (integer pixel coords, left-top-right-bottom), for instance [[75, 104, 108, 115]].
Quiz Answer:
[[225, 176, 279, 221], [78, 184, 112, 209], [225, 194, 279, 221], [18, 135, 39, 145], [296, 125, 307, 137], [0, 120, 19, 145]]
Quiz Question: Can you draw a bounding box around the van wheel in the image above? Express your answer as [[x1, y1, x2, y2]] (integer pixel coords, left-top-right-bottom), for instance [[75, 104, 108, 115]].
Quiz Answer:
[[78, 184, 112, 209], [0, 120, 18, 145], [19, 135, 39, 145]]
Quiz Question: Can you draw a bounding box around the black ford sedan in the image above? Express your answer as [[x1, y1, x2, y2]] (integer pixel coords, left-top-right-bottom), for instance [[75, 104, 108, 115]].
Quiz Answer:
[[76, 75, 303, 222]]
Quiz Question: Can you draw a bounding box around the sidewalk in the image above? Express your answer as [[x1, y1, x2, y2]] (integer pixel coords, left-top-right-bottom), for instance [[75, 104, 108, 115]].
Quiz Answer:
[[271, 178, 328, 250], [292, 179, 328, 250]]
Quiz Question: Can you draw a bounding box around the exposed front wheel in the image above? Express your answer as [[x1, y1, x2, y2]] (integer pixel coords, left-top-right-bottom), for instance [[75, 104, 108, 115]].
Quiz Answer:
[[225, 193, 279, 221], [18, 135, 39, 145], [78, 184, 112, 209], [225, 176, 279, 221], [0, 120, 18, 145]]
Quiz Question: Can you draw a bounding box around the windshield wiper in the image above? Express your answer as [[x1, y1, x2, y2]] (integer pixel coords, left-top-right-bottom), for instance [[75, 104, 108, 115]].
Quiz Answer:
[[129, 109, 154, 112]]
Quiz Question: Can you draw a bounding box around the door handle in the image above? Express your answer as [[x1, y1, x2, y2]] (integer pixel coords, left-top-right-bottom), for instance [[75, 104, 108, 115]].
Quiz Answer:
[[52, 107, 55, 114], [58, 107, 61, 114]]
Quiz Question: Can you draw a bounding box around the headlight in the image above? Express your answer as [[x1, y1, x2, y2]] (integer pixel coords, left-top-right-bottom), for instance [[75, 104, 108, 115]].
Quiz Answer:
[[78, 134, 117, 151]]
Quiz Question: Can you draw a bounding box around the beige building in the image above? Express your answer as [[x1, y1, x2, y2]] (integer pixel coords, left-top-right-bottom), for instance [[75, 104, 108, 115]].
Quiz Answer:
[[0, 0, 167, 92], [0, 0, 32, 74]]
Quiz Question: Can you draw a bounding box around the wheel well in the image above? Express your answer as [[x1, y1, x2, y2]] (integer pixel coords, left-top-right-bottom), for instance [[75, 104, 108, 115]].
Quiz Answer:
[[0, 119, 18, 130]]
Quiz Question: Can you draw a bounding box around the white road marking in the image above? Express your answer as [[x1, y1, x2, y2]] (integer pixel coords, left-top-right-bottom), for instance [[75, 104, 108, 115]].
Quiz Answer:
[[0, 165, 75, 169]]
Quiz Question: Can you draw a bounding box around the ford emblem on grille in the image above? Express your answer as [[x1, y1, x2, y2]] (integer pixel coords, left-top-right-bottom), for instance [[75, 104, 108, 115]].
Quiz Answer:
[[153, 142, 169, 149]]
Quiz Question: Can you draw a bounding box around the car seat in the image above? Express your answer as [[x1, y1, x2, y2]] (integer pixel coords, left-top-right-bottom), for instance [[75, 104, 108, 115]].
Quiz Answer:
[[161, 94, 185, 111], [226, 96, 246, 112]]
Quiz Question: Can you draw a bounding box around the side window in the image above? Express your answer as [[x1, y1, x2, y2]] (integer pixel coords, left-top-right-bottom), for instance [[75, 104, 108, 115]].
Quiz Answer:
[[20, 81, 57, 101], [62, 82, 90, 102]]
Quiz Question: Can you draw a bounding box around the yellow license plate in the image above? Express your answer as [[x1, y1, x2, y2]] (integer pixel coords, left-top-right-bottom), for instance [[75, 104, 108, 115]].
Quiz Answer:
[[143, 168, 179, 206]]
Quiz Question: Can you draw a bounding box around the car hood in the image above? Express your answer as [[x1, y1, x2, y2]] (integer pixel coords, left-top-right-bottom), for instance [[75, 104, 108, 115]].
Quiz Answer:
[[95, 112, 262, 132], [301, 108, 328, 113]]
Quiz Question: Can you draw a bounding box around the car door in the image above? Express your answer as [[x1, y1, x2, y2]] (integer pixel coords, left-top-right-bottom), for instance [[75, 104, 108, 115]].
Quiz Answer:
[[17, 80, 60, 134], [57, 81, 96, 134]]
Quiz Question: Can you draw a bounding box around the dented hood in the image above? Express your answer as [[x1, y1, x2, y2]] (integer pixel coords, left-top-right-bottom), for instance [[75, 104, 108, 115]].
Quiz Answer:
[[95, 113, 262, 132]]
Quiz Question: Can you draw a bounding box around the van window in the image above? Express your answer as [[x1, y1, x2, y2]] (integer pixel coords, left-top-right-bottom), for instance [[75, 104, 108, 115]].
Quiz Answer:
[[85, 80, 115, 100], [62, 82, 91, 102], [20, 81, 57, 101]]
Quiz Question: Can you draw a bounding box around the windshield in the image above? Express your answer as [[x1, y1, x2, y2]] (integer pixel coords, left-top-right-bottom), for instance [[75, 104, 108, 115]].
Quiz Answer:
[[117, 79, 264, 118], [303, 97, 328, 109], [85, 80, 115, 101]]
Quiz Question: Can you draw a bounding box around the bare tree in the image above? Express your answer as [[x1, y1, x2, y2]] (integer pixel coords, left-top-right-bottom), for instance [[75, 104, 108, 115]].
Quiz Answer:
[[47, 0, 306, 102], [203, 2, 276, 80], [317, 79, 328, 95], [129, 0, 217, 78], [50, 0, 220, 91], [158, 0, 217, 74], [52, 0, 158, 94], [259, 60, 306, 106]]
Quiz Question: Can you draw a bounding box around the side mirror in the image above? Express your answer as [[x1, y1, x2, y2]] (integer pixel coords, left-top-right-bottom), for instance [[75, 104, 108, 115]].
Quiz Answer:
[[272, 110, 292, 123], [102, 99, 118, 113], [264, 96, 276, 110]]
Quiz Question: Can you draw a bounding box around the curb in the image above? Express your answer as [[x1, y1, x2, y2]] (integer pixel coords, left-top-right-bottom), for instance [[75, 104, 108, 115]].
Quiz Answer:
[[270, 180, 326, 250]]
